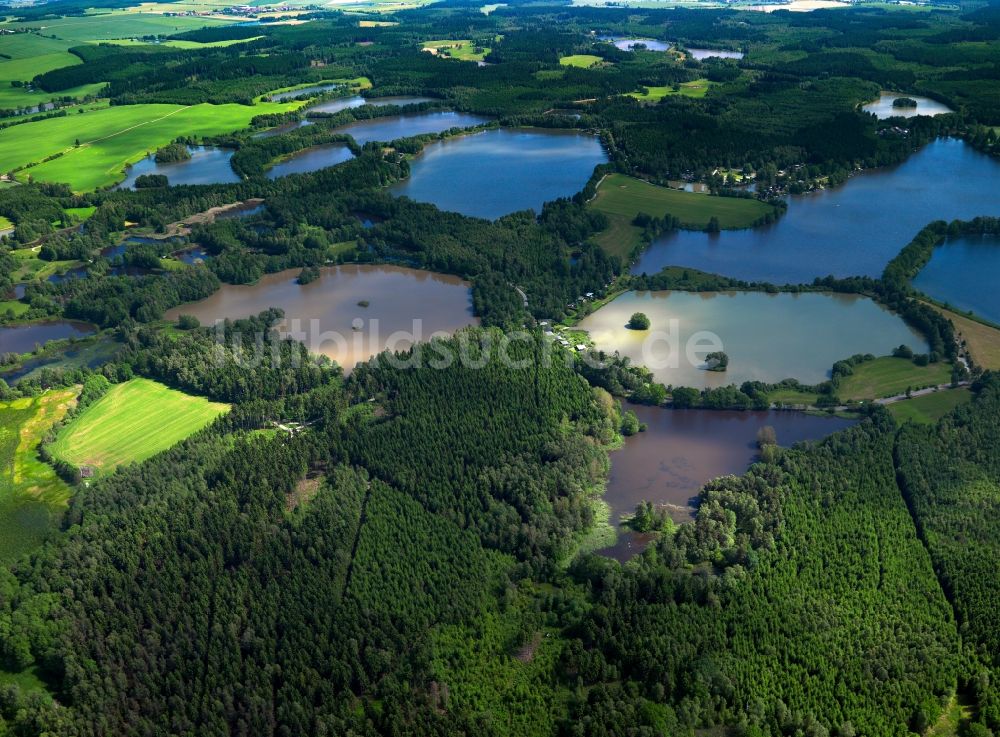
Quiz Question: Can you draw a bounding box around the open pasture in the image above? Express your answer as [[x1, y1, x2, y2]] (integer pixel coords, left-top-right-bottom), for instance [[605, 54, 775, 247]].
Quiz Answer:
[[50, 378, 229, 472]]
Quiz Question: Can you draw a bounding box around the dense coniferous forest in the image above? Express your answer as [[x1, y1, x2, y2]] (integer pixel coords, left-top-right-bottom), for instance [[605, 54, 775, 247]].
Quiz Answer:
[[3, 0, 1000, 735]]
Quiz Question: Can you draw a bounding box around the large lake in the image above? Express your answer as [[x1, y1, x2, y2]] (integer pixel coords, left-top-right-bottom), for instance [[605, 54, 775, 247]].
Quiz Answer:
[[599, 405, 854, 561], [912, 235, 1000, 325], [390, 128, 608, 219], [577, 290, 928, 388], [631, 139, 1000, 283], [333, 111, 490, 146], [862, 93, 953, 119], [0, 320, 95, 355], [164, 264, 478, 368], [118, 146, 240, 189]]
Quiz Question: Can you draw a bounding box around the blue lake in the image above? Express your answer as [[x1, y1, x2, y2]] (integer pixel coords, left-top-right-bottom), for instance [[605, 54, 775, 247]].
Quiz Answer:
[[266, 143, 355, 179], [118, 146, 240, 189], [390, 128, 608, 219], [912, 235, 1000, 324], [632, 139, 1000, 283], [334, 111, 490, 146]]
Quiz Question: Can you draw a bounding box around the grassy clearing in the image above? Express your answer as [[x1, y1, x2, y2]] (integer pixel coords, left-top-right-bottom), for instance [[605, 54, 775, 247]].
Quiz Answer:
[[50, 378, 229, 472], [421, 39, 490, 62], [10, 247, 81, 282], [589, 173, 776, 259], [888, 388, 972, 426], [1, 100, 300, 190], [63, 205, 97, 222], [628, 79, 713, 100], [0, 300, 30, 318], [931, 304, 1000, 370], [559, 54, 603, 68], [838, 356, 952, 402], [0, 389, 77, 562], [0, 665, 51, 696]]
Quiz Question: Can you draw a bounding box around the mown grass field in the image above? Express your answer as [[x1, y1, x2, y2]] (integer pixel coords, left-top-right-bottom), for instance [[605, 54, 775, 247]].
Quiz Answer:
[[1, 100, 300, 190], [888, 388, 972, 426], [589, 173, 776, 259], [931, 304, 1000, 370], [838, 356, 952, 402], [559, 54, 603, 68], [50, 378, 229, 471], [0, 389, 77, 562], [628, 79, 713, 100]]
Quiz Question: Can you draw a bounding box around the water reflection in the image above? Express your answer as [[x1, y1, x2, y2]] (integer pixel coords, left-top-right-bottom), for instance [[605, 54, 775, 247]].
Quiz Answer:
[[163, 264, 478, 368], [598, 405, 854, 561]]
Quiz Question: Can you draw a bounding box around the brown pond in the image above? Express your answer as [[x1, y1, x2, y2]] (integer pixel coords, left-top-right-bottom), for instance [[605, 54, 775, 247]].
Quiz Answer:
[[598, 405, 855, 561], [164, 264, 478, 369]]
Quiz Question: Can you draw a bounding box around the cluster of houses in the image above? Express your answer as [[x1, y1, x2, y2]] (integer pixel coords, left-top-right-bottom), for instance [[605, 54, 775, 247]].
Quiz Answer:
[[163, 4, 298, 18], [539, 321, 589, 353]]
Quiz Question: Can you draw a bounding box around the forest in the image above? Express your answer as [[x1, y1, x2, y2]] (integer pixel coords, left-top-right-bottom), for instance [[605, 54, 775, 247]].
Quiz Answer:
[[2, 0, 1000, 735]]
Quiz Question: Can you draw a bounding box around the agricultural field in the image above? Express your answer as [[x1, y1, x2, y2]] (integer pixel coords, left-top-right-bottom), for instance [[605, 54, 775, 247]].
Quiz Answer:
[[0, 12, 238, 45], [421, 39, 491, 62], [49, 378, 229, 472], [559, 54, 603, 68], [888, 388, 972, 426], [589, 173, 777, 258], [627, 79, 714, 101], [0, 100, 301, 190], [837, 356, 952, 402], [0, 389, 77, 562], [0, 34, 104, 110]]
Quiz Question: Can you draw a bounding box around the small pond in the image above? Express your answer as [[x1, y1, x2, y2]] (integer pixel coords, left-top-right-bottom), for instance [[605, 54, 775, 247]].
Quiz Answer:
[[117, 146, 241, 189]]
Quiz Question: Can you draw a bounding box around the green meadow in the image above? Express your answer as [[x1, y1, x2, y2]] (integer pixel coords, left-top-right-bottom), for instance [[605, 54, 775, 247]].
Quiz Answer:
[[0, 34, 103, 110], [627, 79, 713, 101], [0, 100, 301, 190], [838, 356, 952, 402], [589, 173, 777, 258], [50, 378, 229, 472], [888, 388, 972, 426], [1, 12, 237, 45], [0, 389, 77, 562], [559, 54, 603, 68]]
